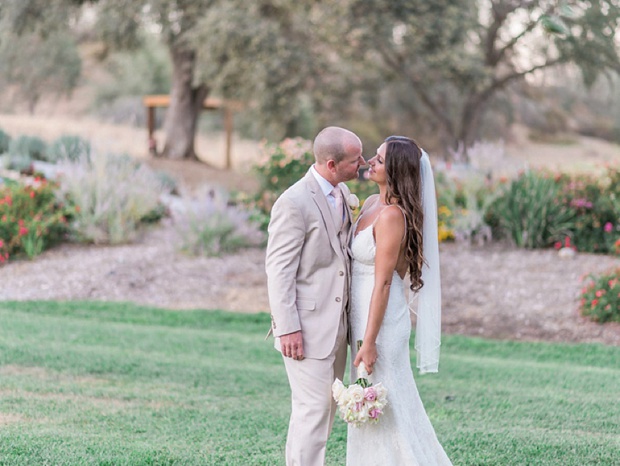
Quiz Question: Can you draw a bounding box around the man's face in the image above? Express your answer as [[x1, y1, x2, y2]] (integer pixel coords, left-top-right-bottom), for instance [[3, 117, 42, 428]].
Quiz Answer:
[[333, 145, 366, 183]]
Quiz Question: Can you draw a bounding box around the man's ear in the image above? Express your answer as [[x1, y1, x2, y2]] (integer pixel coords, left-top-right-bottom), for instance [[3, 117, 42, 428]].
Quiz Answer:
[[326, 159, 337, 172]]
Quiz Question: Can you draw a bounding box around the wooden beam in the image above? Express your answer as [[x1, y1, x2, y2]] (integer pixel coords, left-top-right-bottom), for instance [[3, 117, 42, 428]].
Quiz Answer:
[[224, 107, 233, 169], [142, 95, 241, 110]]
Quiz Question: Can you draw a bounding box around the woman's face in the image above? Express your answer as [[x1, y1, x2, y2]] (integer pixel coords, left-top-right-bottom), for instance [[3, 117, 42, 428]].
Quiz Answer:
[[367, 142, 387, 184]]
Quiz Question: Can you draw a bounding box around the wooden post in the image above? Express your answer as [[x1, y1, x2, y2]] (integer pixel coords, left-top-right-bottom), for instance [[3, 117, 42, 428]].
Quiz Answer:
[[224, 107, 233, 169], [147, 105, 157, 156]]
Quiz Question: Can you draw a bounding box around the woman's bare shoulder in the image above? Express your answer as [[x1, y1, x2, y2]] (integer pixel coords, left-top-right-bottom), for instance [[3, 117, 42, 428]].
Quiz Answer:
[[379, 204, 405, 222]]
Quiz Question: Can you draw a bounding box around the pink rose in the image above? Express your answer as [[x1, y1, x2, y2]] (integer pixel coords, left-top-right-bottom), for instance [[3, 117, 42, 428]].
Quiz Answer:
[[369, 408, 382, 419], [604, 222, 613, 233], [364, 387, 377, 401]]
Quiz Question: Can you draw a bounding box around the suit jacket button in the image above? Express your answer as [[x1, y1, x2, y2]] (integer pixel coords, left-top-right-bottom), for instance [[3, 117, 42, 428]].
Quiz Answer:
[[335, 297, 341, 303], [339, 271, 344, 276]]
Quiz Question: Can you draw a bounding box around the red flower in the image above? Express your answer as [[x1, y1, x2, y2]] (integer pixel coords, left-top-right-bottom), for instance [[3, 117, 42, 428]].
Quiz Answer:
[[29, 191, 35, 198], [18, 226, 28, 236], [554, 241, 562, 250], [595, 290, 605, 298], [591, 299, 599, 307]]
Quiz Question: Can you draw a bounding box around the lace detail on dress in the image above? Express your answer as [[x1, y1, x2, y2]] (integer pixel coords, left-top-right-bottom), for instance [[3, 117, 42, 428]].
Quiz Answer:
[[347, 223, 452, 466]]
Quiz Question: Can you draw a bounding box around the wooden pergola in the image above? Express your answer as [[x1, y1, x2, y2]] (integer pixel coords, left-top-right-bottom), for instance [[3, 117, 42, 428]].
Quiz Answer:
[[143, 95, 241, 168]]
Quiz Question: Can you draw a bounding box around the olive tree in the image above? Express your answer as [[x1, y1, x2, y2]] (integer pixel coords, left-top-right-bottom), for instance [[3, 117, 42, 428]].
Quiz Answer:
[[336, 0, 620, 154]]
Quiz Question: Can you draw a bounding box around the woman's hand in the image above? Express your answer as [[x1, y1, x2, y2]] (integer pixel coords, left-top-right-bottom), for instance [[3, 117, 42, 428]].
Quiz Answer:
[[354, 341, 378, 375]]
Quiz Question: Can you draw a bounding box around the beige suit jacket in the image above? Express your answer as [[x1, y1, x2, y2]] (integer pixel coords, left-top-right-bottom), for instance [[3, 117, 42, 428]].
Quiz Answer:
[[265, 169, 353, 359]]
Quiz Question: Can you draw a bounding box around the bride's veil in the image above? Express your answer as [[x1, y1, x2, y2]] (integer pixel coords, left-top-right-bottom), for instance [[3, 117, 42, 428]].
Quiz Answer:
[[410, 150, 442, 374]]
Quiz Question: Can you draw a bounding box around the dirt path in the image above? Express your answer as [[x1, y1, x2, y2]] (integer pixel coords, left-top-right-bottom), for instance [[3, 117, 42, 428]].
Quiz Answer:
[[1, 218, 618, 346]]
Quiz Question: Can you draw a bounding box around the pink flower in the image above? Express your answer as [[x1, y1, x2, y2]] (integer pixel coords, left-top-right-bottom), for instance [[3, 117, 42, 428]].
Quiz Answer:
[[18, 226, 28, 236], [368, 408, 382, 419], [0, 239, 3, 248], [554, 241, 562, 250], [570, 198, 593, 209], [603, 222, 613, 233], [591, 299, 599, 307], [595, 290, 605, 298], [364, 387, 377, 401]]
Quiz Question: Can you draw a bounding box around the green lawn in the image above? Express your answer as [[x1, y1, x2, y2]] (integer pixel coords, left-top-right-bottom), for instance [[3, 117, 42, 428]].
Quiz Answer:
[[0, 301, 618, 465]]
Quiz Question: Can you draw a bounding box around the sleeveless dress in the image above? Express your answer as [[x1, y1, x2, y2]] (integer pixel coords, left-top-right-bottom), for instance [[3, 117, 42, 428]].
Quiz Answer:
[[347, 220, 452, 466]]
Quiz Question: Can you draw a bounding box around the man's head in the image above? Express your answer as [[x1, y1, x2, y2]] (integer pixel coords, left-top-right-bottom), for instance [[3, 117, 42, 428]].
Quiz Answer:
[[313, 126, 365, 184]]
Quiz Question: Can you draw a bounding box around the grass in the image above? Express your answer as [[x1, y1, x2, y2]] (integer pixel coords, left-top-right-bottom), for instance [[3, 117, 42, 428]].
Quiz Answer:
[[0, 301, 619, 465]]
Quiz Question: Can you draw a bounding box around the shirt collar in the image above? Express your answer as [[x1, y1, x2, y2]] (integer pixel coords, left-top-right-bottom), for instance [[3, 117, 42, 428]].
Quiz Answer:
[[310, 165, 336, 197]]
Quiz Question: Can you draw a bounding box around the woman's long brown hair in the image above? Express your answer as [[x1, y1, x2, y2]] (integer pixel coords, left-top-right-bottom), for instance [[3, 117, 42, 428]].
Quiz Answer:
[[384, 136, 425, 291]]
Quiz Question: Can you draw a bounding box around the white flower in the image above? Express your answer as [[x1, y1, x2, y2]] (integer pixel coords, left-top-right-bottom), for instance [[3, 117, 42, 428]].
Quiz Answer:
[[374, 383, 388, 403], [332, 379, 346, 402], [347, 193, 360, 209], [349, 384, 364, 403]]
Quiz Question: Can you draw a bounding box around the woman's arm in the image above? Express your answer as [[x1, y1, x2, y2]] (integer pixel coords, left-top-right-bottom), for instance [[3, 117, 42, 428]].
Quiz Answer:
[[354, 205, 405, 374]]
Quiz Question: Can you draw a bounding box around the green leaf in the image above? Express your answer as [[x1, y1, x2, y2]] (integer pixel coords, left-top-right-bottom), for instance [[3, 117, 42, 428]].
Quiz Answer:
[[540, 14, 569, 36]]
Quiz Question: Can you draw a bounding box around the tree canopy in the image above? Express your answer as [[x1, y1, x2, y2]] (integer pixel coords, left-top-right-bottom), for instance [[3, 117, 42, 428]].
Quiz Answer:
[[1, 0, 619, 159], [335, 0, 620, 152]]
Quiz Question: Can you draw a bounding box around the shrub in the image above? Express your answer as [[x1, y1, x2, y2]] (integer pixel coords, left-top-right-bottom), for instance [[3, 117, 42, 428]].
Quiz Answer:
[[0, 129, 11, 154], [56, 153, 167, 244], [2, 153, 34, 173], [434, 171, 497, 243], [486, 171, 575, 248], [9, 135, 48, 161], [255, 138, 314, 207], [174, 189, 264, 256], [48, 135, 91, 163], [580, 268, 620, 323], [241, 138, 314, 231], [558, 166, 620, 254], [0, 179, 71, 261]]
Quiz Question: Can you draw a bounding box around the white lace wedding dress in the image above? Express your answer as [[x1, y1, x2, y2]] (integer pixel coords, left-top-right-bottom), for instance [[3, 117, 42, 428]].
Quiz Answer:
[[347, 222, 452, 466]]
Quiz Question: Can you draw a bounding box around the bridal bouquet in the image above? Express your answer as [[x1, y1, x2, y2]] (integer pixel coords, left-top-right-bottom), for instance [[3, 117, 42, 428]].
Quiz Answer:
[[332, 344, 388, 427]]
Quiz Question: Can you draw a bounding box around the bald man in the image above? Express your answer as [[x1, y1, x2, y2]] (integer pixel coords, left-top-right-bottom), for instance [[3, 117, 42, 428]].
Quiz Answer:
[[266, 127, 365, 465]]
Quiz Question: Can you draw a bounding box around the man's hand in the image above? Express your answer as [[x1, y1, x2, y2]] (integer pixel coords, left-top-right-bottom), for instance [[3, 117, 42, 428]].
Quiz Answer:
[[280, 331, 304, 360]]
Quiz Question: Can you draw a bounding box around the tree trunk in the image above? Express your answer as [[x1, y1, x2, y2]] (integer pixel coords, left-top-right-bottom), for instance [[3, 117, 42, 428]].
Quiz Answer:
[[162, 47, 209, 160], [458, 86, 498, 160]]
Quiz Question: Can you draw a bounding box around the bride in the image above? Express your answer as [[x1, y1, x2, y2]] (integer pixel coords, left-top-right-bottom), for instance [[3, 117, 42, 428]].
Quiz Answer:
[[347, 135, 452, 465]]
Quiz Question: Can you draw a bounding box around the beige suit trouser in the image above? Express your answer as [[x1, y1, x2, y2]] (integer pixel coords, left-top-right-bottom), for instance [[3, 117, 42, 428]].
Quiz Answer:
[[282, 311, 348, 466]]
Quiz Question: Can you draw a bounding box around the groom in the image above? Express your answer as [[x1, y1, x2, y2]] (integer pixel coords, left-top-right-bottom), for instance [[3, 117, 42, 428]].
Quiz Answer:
[[266, 126, 364, 466]]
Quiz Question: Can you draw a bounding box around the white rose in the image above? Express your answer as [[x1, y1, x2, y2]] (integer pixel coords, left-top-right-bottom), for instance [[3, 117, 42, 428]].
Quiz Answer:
[[332, 379, 346, 402], [374, 383, 388, 404], [350, 384, 364, 403], [347, 193, 360, 209]]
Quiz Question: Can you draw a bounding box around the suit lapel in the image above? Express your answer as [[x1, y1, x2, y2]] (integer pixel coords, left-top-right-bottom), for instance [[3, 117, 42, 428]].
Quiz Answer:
[[305, 171, 346, 263]]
